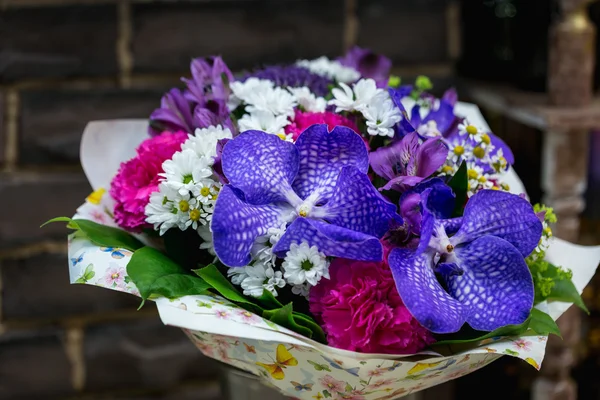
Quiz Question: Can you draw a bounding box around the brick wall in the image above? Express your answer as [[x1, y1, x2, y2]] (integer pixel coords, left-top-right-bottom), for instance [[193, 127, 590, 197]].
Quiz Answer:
[[0, 1, 457, 399]]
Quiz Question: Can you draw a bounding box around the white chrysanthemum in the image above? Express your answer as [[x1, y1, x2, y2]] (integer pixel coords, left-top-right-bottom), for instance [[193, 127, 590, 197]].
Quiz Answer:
[[161, 149, 213, 196], [330, 78, 382, 113], [182, 125, 232, 164], [197, 224, 216, 256], [417, 120, 442, 138], [287, 87, 327, 112], [282, 242, 329, 286], [291, 283, 311, 299], [145, 183, 180, 236], [458, 119, 483, 137], [229, 78, 275, 110], [238, 110, 290, 135], [196, 180, 220, 204], [297, 56, 360, 83], [447, 141, 473, 164], [361, 92, 402, 137], [227, 266, 249, 286], [240, 262, 286, 297], [245, 86, 297, 118], [175, 195, 208, 231]]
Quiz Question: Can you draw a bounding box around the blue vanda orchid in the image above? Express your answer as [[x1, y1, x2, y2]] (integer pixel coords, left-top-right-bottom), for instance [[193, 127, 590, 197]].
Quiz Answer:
[[389, 182, 542, 333], [211, 124, 399, 267]]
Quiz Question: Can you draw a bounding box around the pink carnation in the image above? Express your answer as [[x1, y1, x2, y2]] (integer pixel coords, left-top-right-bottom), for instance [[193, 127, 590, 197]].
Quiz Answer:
[[110, 131, 187, 231], [285, 111, 360, 140], [310, 243, 435, 354]]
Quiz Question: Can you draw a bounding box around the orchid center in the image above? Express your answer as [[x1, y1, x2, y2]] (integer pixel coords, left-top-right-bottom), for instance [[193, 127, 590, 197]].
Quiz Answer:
[[179, 200, 190, 212], [453, 145, 465, 156], [190, 209, 201, 221]]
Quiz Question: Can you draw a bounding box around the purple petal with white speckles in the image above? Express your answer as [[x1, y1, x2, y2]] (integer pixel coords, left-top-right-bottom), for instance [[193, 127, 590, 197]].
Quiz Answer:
[[441, 217, 463, 235], [446, 235, 534, 331], [292, 125, 368, 202], [453, 190, 542, 257], [222, 130, 300, 205], [272, 218, 383, 261], [318, 166, 399, 237], [212, 185, 288, 267], [389, 249, 470, 333]]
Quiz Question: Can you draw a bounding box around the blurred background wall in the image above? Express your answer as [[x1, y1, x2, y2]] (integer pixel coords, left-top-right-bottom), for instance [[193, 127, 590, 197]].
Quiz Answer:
[[0, 0, 598, 399]]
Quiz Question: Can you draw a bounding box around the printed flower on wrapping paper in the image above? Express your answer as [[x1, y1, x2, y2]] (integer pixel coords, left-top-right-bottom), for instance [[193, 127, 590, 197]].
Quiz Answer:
[[319, 375, 345, 393], [388, 183, 543, 334], [104, 264, 126, 288], [235, 309, 261, 325], [214, 309, 231, 320], [369, 132, 448, 192], [368, 379, 396, 389], [513, 339, 532, 352], [211, 125, 399, 268]]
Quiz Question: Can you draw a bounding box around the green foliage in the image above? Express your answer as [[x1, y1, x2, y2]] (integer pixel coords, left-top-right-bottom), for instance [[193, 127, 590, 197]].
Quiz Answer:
[[447, 162, 468, 217], [42, 217, 143, 251], [528, 258, 588, 313]]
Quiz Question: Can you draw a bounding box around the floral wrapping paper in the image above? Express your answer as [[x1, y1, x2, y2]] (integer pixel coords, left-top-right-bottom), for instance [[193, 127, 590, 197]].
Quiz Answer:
[[66, 115, 600, 399]]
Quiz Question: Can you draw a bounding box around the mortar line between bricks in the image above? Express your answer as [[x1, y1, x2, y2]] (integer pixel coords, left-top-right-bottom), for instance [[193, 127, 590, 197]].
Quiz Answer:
[[0, 261, 4, 328], [0, 240, 67, 260], [446, 0, 462, 61], [3, 89, 19, 171], [117, 1, 134, 89], [63, 326, 86, 392], [343, 0, 358, 52]]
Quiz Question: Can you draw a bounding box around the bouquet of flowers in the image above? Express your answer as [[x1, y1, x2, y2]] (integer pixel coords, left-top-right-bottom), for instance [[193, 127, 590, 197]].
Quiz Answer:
[[48, 48, 600, 399]]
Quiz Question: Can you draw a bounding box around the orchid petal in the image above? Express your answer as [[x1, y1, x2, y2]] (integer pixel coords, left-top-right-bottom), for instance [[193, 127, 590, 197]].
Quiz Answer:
[[389, 249, 470, 333], [453, 190, 543, 257], [318, 166, 399, 237], [212, 185, 289, 267], [292, 125, 368, 202], [273, 218, 383, 261], [440, 217, 463, 235], [446, 235, 534, 331], [222, 130, 300, 205]]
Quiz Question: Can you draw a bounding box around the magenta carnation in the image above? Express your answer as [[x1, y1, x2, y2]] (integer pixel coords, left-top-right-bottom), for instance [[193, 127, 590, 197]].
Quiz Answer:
[[285, 110, 360, 140], [110, 131, 187, 231], [310, 243, 435, 354]]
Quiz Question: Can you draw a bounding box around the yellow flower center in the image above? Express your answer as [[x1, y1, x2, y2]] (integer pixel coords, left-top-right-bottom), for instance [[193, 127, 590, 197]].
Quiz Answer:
[[481, 134, 491, 145], [111, 273, 120, 279], [190, 209, 201, 221], [276, 132, 288, 140], [453, 145, 465, 156], [200, 186, 211, 197], [442, 165, 454, 174], [466, 125, 478, 135], [491, 186, 500, 191], [87, 188, 107, 205], [467, 169, 479, 180], [478, 175, 487, 183], [473, 147, 485, 159], [179, 200, 190, 212], [544, 227, 553, 236]]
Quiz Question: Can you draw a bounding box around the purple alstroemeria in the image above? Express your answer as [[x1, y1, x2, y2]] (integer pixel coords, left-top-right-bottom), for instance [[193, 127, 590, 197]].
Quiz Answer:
[[212, 124, 399, 267], [369, 132, 448, 192], [338, 46, 392, 88], [148, 88, 196, 136], [389, 188, 542, 333], [183, 56, 234, 104]]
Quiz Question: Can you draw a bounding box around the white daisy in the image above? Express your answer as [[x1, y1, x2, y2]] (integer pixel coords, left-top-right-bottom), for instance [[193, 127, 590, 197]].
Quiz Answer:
[[240, 262, 286, 297], [182, 125, 233, 164], [178, 200, 207, 231], [329, 82, 355, 112], [161, 149, 213, 196], [145, 183, 180, 236], [196, 180, 220, 204], [329, 78, 382, 113], [446, 141, 473, 164], [287, 87, 327, 112], [291, 282, 311, 299], [458, 119, 482, 137], [282, 242, 329, 286], [238, 110, 290, 135], [296, 56, 360, 83], [361, 92, 402, 137], [417, 120, 442, 138]]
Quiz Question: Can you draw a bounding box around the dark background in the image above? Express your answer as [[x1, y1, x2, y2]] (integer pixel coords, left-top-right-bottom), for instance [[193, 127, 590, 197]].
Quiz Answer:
[[0, 0, 599, 399]]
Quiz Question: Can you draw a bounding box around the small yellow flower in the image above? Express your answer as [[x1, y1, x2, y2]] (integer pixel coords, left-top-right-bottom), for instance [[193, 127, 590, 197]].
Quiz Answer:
[[466, 125, 478, 135], [190, 209, 201, 221], [453, 145, 465, 156], [473, 146, 485, 159], [179, 200, 190, 212], [442, 165, 454, 174], [467, 169, 479, 180], [481, 134, 491, 145]]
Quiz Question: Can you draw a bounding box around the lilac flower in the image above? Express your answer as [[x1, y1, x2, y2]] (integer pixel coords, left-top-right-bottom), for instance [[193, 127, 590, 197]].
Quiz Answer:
[[183, 56, 234, 104], [369, 132, 448, 192], [389, 187, 542, 333], [211, 124, 399, 267], [338, 46, 392, 88], [243, 65, 332, 97], [148, 88, 195, 136]]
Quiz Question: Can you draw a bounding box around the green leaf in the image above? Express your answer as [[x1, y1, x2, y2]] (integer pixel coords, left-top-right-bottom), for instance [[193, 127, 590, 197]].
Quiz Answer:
[[128, 247, 210, 306], [345, 384, 354, 393], [256, 289, 283, 309], [447, 161, 468, 217], [193, 265, 263, 314], [548, 278, 589, 314], [262, 303, 313, 338], [43, 217, 143, 252], [432, 308, 559, 346], [292, 311, 327, 344], [323, 390, 332, 398]]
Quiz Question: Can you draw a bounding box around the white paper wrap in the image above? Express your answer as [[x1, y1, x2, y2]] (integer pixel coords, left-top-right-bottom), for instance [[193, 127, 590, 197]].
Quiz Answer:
[[68, 109, 600, 400]]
